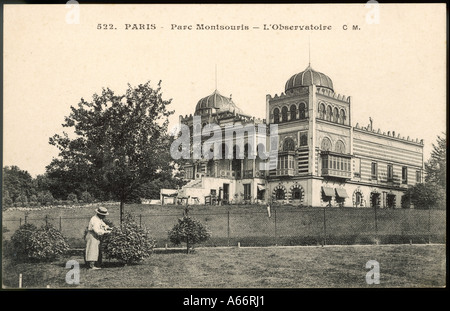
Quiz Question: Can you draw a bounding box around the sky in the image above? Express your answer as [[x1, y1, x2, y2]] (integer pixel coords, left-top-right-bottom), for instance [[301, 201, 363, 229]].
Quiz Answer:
[[3, 4, 447, 177]]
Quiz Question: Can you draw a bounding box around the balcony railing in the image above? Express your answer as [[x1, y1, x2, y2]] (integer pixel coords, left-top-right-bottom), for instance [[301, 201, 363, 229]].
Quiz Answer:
[[322, 168, 352, 179], [276, 168, 295, 176]]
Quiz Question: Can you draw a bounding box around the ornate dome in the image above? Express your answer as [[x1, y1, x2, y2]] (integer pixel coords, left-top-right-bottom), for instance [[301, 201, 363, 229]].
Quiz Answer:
[[194, 89, 243, 115], [285, 65, 334, 93]]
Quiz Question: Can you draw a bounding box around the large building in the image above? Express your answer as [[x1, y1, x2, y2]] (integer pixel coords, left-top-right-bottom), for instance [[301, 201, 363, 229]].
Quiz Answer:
[[177, 64, 424, 208]]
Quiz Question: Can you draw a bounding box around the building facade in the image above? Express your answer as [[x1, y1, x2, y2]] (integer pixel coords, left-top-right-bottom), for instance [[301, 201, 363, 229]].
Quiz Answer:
[[178, 64, 424, 208]]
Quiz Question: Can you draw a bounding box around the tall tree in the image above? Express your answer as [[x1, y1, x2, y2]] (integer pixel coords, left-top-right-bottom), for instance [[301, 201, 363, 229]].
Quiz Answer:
[[2, 166, 35, 202], [425, 133, 446, 189], [49, 81, 175, 222]]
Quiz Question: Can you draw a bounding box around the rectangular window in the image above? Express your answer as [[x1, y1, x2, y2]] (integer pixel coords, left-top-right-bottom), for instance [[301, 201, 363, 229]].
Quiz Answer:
[[244, 184, 251, 200], [402, 166, 408, 184], [353, 158, 361, 177], [371, 162, 378, 180], [322, 157, 328, 169], [387, 164, 393, 181], [416, 170, 422, 183], [300, 132, 308, 146]]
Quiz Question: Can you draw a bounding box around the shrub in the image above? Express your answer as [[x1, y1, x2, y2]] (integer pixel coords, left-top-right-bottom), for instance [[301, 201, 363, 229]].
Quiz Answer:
[[3, 190, 13, 207], [80, 191, 93, 204], [102, 213, 156, 264], [29, 194, 38, 203], [16, 194, 28, 206], [37, 191, 54, 206], [67, 193, 78, 203], [8, 223, 69, 262], [168, 216, 211, 253]]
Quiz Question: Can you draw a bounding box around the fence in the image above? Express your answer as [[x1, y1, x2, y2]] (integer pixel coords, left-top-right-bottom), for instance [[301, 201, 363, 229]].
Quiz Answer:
[[2, 206, 446, 249]]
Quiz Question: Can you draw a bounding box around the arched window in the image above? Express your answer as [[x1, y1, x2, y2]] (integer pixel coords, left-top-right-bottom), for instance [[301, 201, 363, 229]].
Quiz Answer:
[[326, 106, 332, 121], [299, 103, 306, 119], [340, 109, 346, 124], [281, 106, 288, 122], [232, 145, 241, 171], [283, 138, 296, 152], [273, 108, 280, 124], [321, 137, 332, 151], [292, 188, 302, 200], [318, 103, 325, 119], [335, 140, 345, 153], [290, 105, 297, 121], [333, 107, 339, 123], [275, 188, 285, 200], [355, 192, 362, 206], [256, 143, 266, 160], [220, 143, 229, 160]]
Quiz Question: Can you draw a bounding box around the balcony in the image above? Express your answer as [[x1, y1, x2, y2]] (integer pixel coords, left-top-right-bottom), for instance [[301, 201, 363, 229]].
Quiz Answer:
[[321, 151, 352, 180], [243, 169, 254, 178], [276, 168, 295, 176], [322, 168, 352, 179]]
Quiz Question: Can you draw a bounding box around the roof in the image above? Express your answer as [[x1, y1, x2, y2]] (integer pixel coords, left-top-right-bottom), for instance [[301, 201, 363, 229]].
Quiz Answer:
[[194, 89, 243, 115], [285, 65, 334, 93]]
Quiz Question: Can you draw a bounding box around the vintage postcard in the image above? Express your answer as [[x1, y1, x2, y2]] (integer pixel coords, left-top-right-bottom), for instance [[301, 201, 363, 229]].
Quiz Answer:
[[1, 2, 446, 299]]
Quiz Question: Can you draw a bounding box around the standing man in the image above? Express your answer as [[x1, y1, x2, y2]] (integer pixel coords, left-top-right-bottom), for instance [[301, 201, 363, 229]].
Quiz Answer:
[[85, 206, 112, 270]]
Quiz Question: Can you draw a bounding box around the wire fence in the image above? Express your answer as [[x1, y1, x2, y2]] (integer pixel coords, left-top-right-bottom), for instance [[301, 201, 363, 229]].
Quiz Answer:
[[2, 207, 446, 249]]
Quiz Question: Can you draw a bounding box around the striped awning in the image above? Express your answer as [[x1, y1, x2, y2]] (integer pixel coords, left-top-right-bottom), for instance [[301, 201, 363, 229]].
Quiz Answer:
[[335, 188, 349, 198], [322, 187, 334, 197], [257, 184, 266, 191]]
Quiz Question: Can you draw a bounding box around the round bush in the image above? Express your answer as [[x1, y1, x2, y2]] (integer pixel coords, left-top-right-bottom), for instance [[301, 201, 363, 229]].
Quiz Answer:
[[8, 223, 69, 262], [102, 213, 156, 264], [168, 216, 211, 253]]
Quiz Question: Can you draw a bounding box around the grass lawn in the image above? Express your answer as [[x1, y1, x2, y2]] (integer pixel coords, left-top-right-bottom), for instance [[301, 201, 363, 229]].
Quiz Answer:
[[2, 244, 445, 288]]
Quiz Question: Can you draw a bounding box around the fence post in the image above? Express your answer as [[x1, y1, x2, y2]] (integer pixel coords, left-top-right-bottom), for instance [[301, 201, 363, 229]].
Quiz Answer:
[[374, 205, 378, 243], [227, 211, 230, 246], [139, 214, 142, 228], [428, 207, 431, 244], [59, 216, 62, 231], [45, 215, 48, 226], [323, 207, 327, 246], [274, 208, 277, 246], [24, 214, 28, 224]]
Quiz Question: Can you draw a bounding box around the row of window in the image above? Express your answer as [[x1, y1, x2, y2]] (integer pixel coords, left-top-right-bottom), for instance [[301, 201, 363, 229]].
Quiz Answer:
[[282, 133, 308, 151], [322, 155, 351, 172], [318, 103, 346, 125], [370, 162, 422, 183], [321, 137, 346, 154], [273, 103, 307, 123]]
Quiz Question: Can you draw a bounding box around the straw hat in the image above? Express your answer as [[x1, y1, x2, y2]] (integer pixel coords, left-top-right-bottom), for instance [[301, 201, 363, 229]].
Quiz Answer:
[[95, 206, 109, 216]]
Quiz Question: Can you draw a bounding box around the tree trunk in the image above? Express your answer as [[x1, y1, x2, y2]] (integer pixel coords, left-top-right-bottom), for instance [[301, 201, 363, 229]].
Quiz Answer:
[[120, 200, 124, 225]]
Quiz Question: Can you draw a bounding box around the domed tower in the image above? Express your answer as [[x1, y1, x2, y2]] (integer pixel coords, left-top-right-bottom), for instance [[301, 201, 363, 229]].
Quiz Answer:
[[266, 63, 352, 207], [194, 89, 243, 116], [284, 65, 334, 93]]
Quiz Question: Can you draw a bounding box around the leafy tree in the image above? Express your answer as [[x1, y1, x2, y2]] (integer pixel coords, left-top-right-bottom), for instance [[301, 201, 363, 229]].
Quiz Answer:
[[49, 81, 176, 222], [37, 191, 55, 206], [2, 190, 13, 207], [2, 166, 35, 202], [168, 216, 211, 253], [403, 183, 446, 209], [16, 193, 28, 206], [425, 133, 446, 189]]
